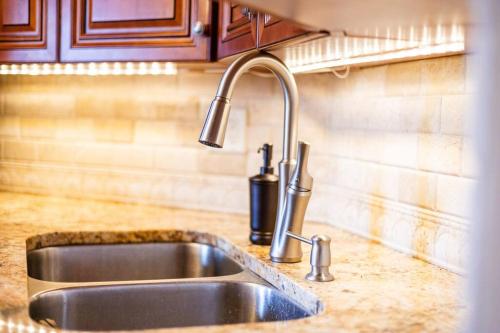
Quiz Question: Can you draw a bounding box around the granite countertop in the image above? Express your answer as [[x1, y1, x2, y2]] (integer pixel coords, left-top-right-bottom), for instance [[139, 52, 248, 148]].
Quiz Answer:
[[0, 192, 465, 332]]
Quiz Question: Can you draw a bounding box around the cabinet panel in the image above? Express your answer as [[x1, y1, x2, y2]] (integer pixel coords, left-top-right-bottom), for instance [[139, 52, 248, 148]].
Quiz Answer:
[[0, 0, 58, 62], [90, 0, 175, 22], [217, 0, 257, 59], [258, 14, 308, 48], [60, 0, 212, 62], [2, 0, 30, 25]]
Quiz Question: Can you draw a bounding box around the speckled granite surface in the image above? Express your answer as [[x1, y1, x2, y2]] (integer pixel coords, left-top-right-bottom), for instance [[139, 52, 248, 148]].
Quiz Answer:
[[0, 192, 465, 332]]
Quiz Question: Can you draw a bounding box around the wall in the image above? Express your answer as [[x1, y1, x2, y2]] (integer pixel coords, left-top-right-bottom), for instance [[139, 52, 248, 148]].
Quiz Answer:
[[0, 55, 475, 273]]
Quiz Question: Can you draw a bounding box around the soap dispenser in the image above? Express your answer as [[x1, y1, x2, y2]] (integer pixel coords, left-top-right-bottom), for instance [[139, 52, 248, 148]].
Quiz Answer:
[[249, 143, 279, 245]]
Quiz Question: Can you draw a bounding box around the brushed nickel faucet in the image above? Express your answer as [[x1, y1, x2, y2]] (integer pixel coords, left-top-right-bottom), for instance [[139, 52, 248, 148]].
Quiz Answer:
[[199, 51, 298, 216], [199, 51, 333, 281]]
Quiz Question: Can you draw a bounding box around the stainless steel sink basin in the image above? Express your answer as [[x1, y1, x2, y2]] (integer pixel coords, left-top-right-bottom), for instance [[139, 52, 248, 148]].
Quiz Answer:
[[29, 281, 312, 331], [28, 242, 243, 282]]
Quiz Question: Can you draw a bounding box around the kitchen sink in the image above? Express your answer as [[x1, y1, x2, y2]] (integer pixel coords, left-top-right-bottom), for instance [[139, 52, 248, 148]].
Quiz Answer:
[[26, 236, 318, 330], [27, 242, 243, 282], [29, 281, 312, 331]]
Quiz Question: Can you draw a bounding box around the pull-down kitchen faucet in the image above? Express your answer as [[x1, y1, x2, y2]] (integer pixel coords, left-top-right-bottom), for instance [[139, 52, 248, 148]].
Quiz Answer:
[[199, 51, 299, 217], [199, 51, 333, 280]]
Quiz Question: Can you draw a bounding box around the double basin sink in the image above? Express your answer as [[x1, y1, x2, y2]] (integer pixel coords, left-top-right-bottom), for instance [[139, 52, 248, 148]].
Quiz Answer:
[[27, 241, 313, 331]]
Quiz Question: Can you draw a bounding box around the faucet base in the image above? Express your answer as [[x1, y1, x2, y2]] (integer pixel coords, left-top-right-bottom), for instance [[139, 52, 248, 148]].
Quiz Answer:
[[306, 267, 334, 282], [270, 256, 302, 263]]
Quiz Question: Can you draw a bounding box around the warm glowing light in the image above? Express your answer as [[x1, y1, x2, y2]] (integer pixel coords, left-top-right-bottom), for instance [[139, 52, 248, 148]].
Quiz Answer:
[[164, 62, 177, 75], [0, 62, 178, 76], [125, 62, 134, 75], [112, 62, 122, 75], [288, 42, 465, 73], [138, 62, 147, 75], [88, 62, 97, 75], [283, 24, 466, 74], [76, 63, 85, 75], [64, 63, 74, 75], [150, 62, 161, 75]]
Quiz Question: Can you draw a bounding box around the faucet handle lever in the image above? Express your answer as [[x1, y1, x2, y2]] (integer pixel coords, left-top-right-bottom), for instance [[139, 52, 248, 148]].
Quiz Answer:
[[286, 231, 334, 282]]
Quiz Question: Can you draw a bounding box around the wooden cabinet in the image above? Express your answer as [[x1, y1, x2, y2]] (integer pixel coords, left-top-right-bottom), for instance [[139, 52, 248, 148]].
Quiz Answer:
[[0, 0, 314, 63], [60, 0, 212, 62], [0, 0, 58, 63], [257, 13, 307, 48], [217, 2, 257, 59], [217, 0, 311, 60]]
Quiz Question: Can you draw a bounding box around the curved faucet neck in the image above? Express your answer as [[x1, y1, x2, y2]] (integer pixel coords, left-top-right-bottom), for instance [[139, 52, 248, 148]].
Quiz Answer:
[[215, 52, 299, 163]]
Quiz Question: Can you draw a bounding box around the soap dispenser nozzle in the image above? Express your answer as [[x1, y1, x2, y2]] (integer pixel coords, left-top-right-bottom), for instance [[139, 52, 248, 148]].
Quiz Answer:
[[258, 143, 274, 175]]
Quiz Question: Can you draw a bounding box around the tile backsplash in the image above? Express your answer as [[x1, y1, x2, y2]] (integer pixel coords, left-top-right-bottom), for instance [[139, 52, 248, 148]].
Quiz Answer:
[[0, 55, 475, 273]]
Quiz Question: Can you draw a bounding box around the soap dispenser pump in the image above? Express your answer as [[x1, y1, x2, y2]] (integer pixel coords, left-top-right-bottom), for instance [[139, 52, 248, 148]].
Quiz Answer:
[[249, 143, 279, 245]]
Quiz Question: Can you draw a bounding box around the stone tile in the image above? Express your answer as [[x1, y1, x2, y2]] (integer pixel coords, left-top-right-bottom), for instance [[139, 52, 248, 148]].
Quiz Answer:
[[246, 126, 273, 151], [153, 99, 200, 122], [399, 96, 442, 133], [308, 154, 333, 185], [174, 121, 205, 147], [93, 119, 134, 143], [365, 164, 400, 201], [247, 97, 284, 126], [76, 144, 154, 169], [417, 134, 462, 175], [75, 95, 122, 118], [421, 56, 465, 95], [328, 98, 354, 130], [440, 95, 472, 135], [198, 150, 247, 177], [20, 117, 56, 138], [223, 107, 247, 153], [366, 97, 401, 131], [4, 92, 75, 117], [332, 158, 368, 191], [326, 130, 355, 158], [436, 175, 475, 217], [134, 120, 178, 145], [385, 60, 422, 96], [0, 116, 20, 137], [348, 64, 387, 97], [3, 140, 37, 161], [154, 146, 199, 174], [296, 72, 350, 98], [380, 133, 418, 168], [38, 142, 75, 164], [398, 170, 437, 210], [55, 118, 95, 142]]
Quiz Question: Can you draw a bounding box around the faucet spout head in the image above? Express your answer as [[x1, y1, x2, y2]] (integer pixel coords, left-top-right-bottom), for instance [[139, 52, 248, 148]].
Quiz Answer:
[[199, 96, 231, 148]]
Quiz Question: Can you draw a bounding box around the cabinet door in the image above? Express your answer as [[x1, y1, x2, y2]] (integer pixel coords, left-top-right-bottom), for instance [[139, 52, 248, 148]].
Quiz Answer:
[[60, 0, 212, 62], [0, 0, 58, 62], [257, 14, 308, 48], [217, 0, 257, 59]]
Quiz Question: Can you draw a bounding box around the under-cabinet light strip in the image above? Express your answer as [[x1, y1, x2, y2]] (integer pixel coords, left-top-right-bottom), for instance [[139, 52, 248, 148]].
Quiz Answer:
[[0, 62, 177, 76], [283, 24, 466, 73], [287, 41, 465, 73]]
